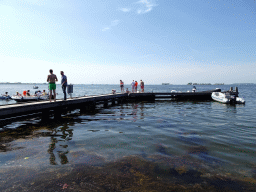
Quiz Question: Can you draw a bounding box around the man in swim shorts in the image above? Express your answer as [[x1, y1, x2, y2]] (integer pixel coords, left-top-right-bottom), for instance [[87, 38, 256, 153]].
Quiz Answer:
[[47, 69, 58, 102], [120, 80, 124, 93]]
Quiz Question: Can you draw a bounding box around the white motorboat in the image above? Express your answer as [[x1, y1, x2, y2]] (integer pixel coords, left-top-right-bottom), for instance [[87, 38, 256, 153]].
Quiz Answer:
[[33, 85, 39, 89], [39, 95, 49, 100], [11, 94, 50, 102], [11, 95, 39, 102], [211, 92, 245, 104]]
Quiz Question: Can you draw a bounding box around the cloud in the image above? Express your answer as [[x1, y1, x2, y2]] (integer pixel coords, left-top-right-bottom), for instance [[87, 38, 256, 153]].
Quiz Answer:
[[102, 27, 110, 32], [136, 0, 157, 14], [111, 20, 120, 26], [119, 8, 131, 13], [102, 20, 120, 32]]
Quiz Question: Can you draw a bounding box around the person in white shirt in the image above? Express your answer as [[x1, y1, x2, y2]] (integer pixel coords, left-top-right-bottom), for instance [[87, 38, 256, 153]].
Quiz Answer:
[[131, 80, 135, 93]]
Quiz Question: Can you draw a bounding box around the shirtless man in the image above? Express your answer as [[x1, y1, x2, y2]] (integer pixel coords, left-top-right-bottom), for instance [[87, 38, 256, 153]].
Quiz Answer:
[[140, 80, 144, 93], [47, 69, 58, 102]]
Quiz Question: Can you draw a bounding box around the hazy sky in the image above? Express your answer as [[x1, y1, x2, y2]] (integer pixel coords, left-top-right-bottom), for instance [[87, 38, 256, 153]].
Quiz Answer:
[[0, 0, 255, 84]]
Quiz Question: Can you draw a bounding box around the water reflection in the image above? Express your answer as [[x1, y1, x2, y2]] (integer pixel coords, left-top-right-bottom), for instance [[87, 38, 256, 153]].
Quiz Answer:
[[131, 103, 138, 122], [140, 102, 145, 118], [48, 122, 73, 165], [0, 115, 78, 156]]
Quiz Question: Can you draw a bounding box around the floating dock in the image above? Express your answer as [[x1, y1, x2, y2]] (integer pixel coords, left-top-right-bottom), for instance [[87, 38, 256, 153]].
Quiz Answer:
[[0, 88, 238, 120]]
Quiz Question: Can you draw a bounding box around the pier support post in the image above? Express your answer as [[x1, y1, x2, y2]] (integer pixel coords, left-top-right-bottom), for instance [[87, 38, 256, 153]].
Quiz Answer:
[[80, 104, 87, 113], [104, 100, 108, 108], [80, 102, 96, 113], [41, 109, 50, 120], [54, 107, 62, 119], [91, 102, 96, 111]]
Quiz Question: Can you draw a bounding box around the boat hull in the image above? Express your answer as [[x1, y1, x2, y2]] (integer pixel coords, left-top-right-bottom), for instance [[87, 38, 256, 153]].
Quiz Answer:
[[211, 93, 230, 103], [0, 96, 11, 100], [11, 96, 39, 102], [211, 92, 245, 104], [11, 95, 50, 102], [39, 95, 49, 100]]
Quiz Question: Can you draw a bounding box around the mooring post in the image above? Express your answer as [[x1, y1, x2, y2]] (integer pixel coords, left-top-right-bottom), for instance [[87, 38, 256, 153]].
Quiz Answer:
[[235, 87, 238, 96]]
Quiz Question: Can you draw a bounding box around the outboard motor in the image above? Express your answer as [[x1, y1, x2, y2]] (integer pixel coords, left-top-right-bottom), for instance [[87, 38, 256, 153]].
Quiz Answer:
[[230, 95, 236, 104]]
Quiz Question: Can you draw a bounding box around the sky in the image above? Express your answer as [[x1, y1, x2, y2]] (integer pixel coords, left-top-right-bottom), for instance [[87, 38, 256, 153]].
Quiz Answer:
[[0, 0, 255, 85]]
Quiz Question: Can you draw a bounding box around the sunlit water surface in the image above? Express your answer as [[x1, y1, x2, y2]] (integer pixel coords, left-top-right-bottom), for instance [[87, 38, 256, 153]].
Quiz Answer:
[[0, 84, 255, 191]]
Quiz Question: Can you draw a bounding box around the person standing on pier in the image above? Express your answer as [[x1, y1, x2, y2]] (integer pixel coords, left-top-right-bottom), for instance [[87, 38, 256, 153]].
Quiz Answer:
[[135, 81, 138, 93], [131, 80, 135, 93], [61, 71, 67, 100], [47, 69, 58, 102], [140, 80, 144, 93], [120, 80, 124, 93]]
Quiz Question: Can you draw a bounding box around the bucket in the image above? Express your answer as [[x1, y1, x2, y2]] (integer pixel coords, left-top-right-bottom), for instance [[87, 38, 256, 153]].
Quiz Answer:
[[67, 84, 73, 94]]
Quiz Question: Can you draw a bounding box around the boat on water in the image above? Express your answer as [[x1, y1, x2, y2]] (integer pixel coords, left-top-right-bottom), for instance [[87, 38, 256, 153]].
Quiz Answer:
[[11, 95, 39, 102], [211, 92, 245, 104], [33, 85, 39, 89], [0, 92, 12, 100], [162, 83, 170, 85], [11, 95, 49, 102], [0, 95, 11, 100], [38, 95, 49, 100]]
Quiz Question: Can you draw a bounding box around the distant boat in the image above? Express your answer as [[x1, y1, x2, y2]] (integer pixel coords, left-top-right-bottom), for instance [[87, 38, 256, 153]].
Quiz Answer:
[[33, 85, 39, 89], [162, 83, 169, 85]]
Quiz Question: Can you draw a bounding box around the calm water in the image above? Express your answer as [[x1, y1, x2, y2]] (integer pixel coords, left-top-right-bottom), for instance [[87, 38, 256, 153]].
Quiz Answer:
[[0, 84, 255, 191]]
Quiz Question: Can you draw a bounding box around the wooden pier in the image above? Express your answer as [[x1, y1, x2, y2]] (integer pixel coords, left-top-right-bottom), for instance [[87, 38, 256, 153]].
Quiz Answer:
[[0, 89, 224, 120]]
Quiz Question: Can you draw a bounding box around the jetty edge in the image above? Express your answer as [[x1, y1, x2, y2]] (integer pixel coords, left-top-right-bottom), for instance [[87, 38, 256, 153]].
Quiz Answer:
[[0, 89, 224, 120]]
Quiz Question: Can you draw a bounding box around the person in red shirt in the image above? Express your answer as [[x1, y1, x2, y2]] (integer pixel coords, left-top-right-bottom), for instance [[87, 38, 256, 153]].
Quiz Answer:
[[135, 81, 138, 93]]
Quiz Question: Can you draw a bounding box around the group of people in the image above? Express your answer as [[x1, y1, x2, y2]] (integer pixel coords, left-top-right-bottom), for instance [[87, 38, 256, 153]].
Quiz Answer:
[[17, 90, 47, 97], [120, 80, 144, 93], [47, 69, 67, 102]]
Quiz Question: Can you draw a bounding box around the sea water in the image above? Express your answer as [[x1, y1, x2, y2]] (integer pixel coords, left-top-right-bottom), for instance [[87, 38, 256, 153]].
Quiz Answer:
[[0, 83, 255, 191]]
